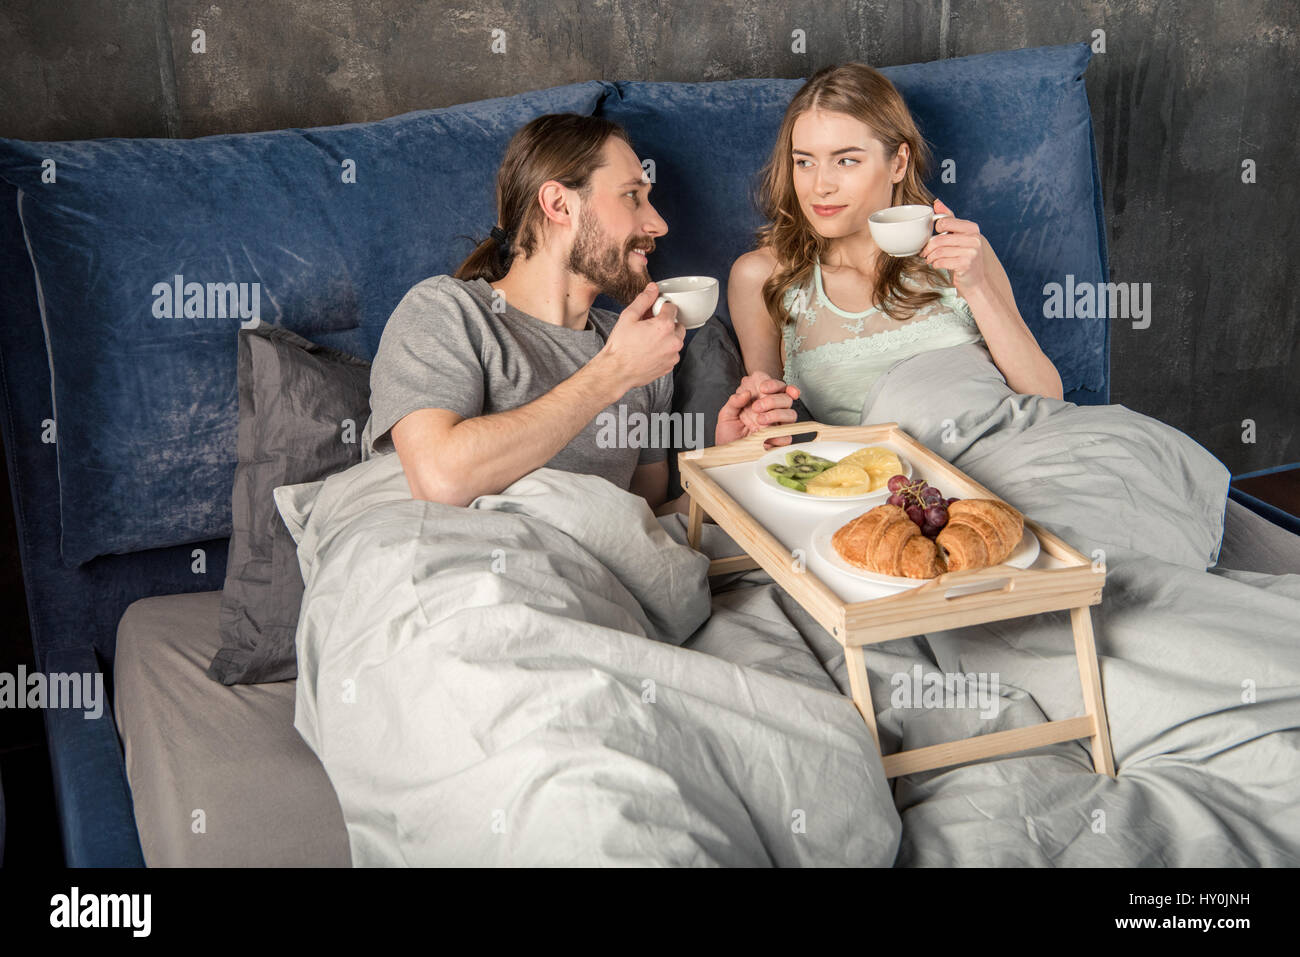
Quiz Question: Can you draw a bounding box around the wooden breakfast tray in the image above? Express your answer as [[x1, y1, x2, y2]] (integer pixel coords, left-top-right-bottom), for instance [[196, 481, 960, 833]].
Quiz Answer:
[[678, 421, 1116, 779]]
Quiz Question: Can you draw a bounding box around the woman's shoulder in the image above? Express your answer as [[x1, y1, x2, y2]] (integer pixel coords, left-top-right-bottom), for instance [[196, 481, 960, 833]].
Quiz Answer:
[[902, 267, 962, 302], [903, 268, 977, 326], [730, 246, 813, 315], [929, 268, 970, 306], [728, 246, 779, 290]]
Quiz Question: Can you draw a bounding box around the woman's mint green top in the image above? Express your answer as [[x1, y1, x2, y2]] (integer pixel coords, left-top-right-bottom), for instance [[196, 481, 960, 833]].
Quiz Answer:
[[780, 261, 984, 425]]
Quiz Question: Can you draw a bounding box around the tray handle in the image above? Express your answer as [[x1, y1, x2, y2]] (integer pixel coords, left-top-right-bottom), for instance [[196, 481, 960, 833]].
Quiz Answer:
[[905, 563, 1027, 600], [699, 420, 900, 455]]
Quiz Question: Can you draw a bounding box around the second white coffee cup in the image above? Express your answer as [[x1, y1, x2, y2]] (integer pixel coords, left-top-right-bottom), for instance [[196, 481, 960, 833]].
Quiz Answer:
[[867, 204, 949, 257], [650, 276, 719, 329]]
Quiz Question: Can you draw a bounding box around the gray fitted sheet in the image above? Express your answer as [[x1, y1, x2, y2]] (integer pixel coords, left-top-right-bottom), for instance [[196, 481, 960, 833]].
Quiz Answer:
[[1215, 497, 1300, 575], [111, 498, 1297, 866], [114, 590, 350, 866]]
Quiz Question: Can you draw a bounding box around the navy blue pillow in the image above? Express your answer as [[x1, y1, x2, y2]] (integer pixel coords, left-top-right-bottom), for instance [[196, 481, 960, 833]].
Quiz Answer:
[[598, 43, 1108, 403], [0, 82, 606, 566]]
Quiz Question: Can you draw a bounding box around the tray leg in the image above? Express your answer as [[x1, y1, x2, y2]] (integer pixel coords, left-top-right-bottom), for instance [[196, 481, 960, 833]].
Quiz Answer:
[[687, 496, 704, 550], [859, 608, 1118, 779], [843, 645, 881, 751], [1071, 606, 1117, 777]]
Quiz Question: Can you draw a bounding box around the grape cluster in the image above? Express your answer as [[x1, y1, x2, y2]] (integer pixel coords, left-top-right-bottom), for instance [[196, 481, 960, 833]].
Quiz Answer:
[[886, 475, 960, 539]]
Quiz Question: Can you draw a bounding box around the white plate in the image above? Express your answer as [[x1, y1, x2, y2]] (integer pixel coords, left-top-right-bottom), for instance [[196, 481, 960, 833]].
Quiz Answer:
[[755, 440, 911, 504], [810, 505, 1041, 589]]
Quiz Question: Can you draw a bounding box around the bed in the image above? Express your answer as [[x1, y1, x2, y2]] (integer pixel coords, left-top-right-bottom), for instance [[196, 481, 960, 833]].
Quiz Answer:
[[111, 495, 1300, 866], [2, 42, 1295, 865]]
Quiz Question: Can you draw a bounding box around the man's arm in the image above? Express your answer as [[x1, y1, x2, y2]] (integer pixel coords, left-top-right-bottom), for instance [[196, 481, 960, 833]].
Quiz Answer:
[[392, 358, 627, 507], [391, 284, 683, 507]]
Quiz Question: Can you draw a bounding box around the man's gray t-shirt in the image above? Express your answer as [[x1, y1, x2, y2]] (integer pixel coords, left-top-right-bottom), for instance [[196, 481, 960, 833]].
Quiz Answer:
[[362, 275, 673, 491]]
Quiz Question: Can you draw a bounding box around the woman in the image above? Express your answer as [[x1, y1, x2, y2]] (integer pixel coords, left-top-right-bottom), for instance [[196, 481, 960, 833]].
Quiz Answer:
[[729, 63, 1063, 428]]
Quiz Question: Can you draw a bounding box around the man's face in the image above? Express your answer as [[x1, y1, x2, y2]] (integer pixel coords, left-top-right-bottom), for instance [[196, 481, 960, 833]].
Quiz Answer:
[[565, 138, 668, 305]]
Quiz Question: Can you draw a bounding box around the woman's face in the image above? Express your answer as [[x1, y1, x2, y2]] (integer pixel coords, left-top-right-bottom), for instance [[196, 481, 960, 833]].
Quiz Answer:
[[790, 108, 907, 240]]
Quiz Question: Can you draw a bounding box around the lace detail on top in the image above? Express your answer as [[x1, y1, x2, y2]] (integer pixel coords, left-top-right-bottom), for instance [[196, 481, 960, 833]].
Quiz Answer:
[[779, 261, 984, 426], [782, 261, 975, 356], [785, 308, 978, 366]]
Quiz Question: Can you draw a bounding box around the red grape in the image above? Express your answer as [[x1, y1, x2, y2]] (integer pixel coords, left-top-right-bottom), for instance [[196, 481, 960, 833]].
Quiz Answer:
[[921, 523, 941, 538], [924, 505, 948, 527], [887, 474, 908, 492], [905, 506, 924, 526], [887, 493, 905, 508]]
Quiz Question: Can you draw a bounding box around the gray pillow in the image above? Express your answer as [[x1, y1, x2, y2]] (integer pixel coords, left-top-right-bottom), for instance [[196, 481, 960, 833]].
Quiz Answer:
[[668, 319, 743, 498], [668, 318, 814, 498], [207, 326, 371, 685]]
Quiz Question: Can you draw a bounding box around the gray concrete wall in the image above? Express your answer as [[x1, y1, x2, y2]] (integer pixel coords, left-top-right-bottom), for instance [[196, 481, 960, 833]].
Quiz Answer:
[[1, 0, 1296, 476]]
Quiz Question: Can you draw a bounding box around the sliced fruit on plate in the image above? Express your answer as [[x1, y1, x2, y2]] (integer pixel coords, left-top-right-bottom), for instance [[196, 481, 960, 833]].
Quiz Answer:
[[766, 464, 807, 491], [838, 446, 903, 488], [839, 446, 900, 470], [804, 463, 875, 497], [786, 451, 836, 472]]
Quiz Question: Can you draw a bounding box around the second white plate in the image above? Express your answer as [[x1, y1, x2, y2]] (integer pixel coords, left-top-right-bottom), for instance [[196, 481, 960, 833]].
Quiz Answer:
[[810, 505, 1042, 589]]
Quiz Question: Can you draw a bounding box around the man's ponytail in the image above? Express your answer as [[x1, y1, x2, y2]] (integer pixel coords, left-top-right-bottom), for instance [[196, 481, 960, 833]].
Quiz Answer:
[[455, 233, 511, 282]]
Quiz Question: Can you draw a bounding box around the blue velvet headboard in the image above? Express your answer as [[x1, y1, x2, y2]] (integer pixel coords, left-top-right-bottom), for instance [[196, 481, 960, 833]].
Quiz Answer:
[[0, 43, 1108, 864]]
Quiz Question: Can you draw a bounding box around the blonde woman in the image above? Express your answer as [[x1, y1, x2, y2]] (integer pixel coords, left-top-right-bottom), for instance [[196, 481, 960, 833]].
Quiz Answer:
[[729, 63, 1063, 427]]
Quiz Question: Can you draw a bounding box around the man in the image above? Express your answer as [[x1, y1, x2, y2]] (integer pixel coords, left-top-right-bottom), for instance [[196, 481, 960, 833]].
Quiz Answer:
[[362, 112, 799, 515]]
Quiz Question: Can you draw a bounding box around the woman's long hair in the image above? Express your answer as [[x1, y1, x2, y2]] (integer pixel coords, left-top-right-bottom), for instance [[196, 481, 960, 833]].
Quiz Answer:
[[455, 113, 631, 282], [756, 63, 948, 330]]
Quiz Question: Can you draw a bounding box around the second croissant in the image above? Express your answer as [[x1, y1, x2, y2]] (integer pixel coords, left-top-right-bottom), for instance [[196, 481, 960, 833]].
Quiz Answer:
[[832, 499, 1025, 579]]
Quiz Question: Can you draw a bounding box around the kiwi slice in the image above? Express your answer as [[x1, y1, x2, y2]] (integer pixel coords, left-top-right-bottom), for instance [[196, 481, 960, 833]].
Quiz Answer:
[[792, 463, 822, 478], [787, 451, 836, 471], [767, 463, 808, 491]]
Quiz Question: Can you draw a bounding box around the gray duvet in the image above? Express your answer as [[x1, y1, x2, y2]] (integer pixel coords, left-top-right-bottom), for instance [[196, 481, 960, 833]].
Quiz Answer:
[[277, 454, 899, 866], [279, 342, 1300, 866]]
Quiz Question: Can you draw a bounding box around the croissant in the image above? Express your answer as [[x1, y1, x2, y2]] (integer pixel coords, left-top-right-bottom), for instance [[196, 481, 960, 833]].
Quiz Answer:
[[831, 505, 945, 579], [937, 499, 1024, 572], [832, 499, 1025, 579]]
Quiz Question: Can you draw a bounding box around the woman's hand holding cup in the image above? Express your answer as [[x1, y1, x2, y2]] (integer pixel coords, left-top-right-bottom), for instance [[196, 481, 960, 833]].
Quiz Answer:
[[918, 199, 986, 293]]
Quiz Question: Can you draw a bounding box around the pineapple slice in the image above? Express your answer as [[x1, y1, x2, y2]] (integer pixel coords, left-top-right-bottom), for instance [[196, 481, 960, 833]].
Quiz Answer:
[[804, 463, 875, 496], [837, 447, 903, 492]]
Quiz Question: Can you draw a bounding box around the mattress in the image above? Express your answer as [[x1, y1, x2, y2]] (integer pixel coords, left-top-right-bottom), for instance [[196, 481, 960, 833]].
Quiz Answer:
[[114, 590, 350, 866], [111, 498, 1297, 867]]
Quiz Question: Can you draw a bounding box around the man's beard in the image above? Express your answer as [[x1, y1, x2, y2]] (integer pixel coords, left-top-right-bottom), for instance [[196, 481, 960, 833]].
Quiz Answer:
[[566, 206, 653, 306]]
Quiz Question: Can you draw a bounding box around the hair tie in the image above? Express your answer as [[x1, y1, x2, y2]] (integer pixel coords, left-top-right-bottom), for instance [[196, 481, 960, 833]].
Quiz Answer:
[[489, 225, 511, 249]]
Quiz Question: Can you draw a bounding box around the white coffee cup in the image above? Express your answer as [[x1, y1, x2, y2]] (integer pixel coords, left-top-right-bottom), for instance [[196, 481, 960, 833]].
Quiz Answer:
[[867, 204, 949, 257], [650, 276, 719, 329]]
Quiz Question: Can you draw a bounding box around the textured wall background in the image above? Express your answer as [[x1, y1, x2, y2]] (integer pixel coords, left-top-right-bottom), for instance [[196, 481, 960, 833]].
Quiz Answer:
[[0, 2, 1296, 682]]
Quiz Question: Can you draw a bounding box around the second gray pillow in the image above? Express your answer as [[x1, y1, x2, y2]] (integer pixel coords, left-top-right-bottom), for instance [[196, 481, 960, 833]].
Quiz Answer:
[[208, 326, 371, 685]]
